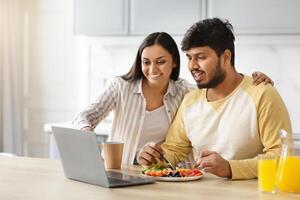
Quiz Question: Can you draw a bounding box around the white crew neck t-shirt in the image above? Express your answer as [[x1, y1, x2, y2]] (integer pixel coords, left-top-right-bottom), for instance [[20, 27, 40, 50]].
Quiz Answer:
[[137, 105, 169, 151]]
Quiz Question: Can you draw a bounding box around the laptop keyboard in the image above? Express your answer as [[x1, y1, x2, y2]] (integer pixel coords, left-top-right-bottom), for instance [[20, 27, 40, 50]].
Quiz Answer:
[[108, 177, 132, 184], [106, 171, 149, 184]]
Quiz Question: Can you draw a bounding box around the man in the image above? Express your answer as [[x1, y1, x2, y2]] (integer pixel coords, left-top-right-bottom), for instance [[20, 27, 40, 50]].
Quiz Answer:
[[137, 18, 292, 179]]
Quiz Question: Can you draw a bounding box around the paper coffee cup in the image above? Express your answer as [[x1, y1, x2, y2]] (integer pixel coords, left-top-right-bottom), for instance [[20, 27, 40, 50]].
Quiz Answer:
[[102, 142, 124, 169]]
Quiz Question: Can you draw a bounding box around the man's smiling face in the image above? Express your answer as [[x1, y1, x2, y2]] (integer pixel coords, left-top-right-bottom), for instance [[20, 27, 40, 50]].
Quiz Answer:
[[186, 46, 226, 89]]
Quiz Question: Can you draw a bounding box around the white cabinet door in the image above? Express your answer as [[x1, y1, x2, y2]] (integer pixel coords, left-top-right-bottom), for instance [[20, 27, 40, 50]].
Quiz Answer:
[[130, 0, 204, 35], [75, 0, 128, 35], [207, 0, 300, 34]]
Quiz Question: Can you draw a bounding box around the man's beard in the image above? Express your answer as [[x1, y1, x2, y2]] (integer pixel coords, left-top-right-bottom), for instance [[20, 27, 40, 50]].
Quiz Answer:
[[196, 60, 225, 89]]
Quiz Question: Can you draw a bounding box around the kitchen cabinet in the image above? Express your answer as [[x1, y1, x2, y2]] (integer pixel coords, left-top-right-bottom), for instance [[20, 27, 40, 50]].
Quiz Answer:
[[74, 0, 128, 35], [75, 0, 300, 35], [130, 0, 204, 35], [74, 0, 204, 35], [207, 0, 300, 34]]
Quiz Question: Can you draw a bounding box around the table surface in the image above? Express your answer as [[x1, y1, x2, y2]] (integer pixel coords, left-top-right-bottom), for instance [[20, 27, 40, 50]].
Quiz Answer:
[[0, 156, 299, 200]]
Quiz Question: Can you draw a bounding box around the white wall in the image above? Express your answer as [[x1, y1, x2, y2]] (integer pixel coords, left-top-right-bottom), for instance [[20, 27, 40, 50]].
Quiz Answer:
[[23, 0, 78, 157]]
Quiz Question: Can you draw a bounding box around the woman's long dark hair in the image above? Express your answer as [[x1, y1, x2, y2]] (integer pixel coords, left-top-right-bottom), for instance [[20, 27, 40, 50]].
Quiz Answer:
[[121, 32, 180, 81]]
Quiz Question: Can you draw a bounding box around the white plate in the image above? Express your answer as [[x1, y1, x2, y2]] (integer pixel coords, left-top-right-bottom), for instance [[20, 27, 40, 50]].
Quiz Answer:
[[142, 174, 203, 182]]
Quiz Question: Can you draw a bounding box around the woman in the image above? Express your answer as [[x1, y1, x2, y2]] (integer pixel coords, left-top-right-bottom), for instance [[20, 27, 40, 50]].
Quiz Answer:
[[72, 32, 273, 165]]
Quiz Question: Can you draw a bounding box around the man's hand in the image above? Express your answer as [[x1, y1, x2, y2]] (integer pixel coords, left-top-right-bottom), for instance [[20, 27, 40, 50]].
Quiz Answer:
[[137, 142, 164, 167], [195, 150, 232, 178]]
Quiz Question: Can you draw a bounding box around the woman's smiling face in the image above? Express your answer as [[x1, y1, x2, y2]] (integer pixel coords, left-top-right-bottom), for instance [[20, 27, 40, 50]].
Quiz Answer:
[[141, 44, 175, 86]]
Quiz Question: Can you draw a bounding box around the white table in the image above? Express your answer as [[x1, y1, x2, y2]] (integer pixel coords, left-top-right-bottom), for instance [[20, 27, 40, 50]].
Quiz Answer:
[[0, 156, 299, 200]]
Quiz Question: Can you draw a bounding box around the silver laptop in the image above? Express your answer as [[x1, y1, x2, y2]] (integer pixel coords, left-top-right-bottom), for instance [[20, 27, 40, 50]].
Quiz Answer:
[[51, 126, 155, 188]]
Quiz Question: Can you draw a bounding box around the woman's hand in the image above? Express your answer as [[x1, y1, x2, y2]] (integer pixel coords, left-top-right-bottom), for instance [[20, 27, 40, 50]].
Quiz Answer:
[[252, 71, 274, 86], [137, 142, 164, 167], [81, 126, 93, 132]]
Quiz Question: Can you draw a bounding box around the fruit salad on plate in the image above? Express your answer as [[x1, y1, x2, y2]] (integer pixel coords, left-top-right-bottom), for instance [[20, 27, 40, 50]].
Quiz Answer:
[[142, 167, 202, 178], [142, 167, 203, 181]]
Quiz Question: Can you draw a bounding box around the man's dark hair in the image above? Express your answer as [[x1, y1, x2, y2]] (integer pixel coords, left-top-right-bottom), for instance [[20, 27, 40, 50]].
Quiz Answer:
[[121, 32, 180, 81], [181, 18, 235, 66]]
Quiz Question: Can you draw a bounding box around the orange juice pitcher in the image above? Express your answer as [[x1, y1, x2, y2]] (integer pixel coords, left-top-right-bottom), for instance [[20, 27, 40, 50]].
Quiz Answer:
[[276, 130, 300, 193]]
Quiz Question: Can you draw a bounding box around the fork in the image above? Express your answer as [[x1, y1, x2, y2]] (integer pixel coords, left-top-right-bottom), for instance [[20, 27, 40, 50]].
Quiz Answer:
[[162, 154, 176, 170]]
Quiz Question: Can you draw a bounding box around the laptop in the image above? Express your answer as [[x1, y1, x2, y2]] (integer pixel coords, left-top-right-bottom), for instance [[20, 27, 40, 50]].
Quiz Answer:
[[51, 126, 155, 188]]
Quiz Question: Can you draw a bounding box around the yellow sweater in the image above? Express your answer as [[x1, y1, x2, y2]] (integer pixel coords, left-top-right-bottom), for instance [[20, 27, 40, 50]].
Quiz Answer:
[[162, 75, 292, 179]]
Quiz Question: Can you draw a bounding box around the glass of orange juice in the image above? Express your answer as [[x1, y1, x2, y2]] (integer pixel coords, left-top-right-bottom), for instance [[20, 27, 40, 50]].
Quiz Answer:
[[258, 154, 278, 193]]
